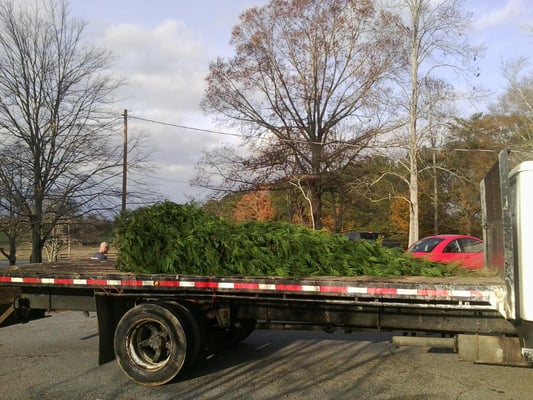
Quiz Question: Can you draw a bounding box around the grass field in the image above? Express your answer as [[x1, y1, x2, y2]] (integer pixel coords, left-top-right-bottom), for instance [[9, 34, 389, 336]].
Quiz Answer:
[[1, 243, 113, 263]]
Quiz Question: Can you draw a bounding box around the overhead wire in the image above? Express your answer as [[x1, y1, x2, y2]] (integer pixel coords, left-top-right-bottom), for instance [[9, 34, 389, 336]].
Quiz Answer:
[[127, 113, 525, 154]]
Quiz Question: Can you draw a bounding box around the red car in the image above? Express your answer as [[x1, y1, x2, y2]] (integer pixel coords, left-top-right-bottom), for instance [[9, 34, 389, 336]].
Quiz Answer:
[[406, 234, 484, 269]]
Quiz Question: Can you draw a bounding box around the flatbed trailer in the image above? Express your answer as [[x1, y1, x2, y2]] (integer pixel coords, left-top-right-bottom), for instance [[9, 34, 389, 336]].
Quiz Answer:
[[0, 262, 522, 382], [0, 150, 532, 385]]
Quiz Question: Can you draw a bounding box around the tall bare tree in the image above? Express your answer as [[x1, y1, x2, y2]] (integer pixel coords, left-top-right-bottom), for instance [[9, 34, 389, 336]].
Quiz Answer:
[[0, 150, 27, 264], [0, 0, 123, 263], [389, 0, 482, 245], [493, 58, 533, 158], [200, 0, 403, 229]]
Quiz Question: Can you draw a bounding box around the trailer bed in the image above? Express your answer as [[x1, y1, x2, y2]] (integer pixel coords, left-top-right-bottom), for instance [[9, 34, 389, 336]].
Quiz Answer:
[[0, 261, 506, 312], [0, 260, 522, 377]]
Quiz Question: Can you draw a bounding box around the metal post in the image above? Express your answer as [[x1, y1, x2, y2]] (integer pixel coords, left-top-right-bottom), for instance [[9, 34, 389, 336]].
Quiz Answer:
[[122, 109, 128, 212]]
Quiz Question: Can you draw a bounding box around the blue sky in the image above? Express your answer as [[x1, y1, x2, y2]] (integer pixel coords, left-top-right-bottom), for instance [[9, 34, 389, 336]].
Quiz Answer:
[[467, 0, 533, 91], [67, 0, 533, 204]]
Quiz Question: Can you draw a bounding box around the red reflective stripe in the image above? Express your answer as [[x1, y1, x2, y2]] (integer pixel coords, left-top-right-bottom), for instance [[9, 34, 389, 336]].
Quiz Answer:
[[417, 289, 450, 297], [276, 284, 302, 291], [54, 278, 75, 285], [19, 277, 40, 284], [195, 281, 218, 288], [121, 280, 144, 286], [320, 285, 348, 293], [158, 280, 181, 287], [367, 287, 397, 295], [234, 282, 260, 290], [0, 275, 489, 301], [85, 279, 109, 286]]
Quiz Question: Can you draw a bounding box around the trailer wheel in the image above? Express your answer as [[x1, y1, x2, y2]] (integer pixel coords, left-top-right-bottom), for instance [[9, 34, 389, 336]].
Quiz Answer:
[[113, 303, 188, 386], [163, 301, 207, 369], [208, 319, 256, 351]]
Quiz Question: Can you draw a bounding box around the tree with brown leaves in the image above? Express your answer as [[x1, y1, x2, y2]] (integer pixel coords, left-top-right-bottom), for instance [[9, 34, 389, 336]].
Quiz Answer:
[[200, 0, 403, 229]]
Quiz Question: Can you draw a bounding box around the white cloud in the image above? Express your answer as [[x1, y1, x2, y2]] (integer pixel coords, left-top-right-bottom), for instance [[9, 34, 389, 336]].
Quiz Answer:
[[96, 19, 227, 203], [473, 0, 525, 30], [65, 0, 270, 204], [103, 20, 208, 114]]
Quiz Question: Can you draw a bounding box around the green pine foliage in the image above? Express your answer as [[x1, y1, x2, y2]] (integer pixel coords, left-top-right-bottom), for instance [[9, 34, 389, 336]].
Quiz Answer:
[[113, 201, 468, 277]]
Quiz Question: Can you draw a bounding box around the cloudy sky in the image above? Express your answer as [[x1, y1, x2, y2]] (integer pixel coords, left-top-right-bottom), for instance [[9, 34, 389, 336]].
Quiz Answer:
[[67, 0, 533, 205]]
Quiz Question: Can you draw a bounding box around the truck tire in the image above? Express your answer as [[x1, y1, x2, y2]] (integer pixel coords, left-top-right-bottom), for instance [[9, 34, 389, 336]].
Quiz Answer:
[[163, 301, 207, 369], [208, 319, 256, 351], [113, 302, 188, 386]]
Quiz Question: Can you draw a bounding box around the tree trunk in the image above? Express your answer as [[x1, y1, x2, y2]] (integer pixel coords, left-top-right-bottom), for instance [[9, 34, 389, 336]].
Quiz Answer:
[[0, 242, 16, 265], [432, 150, 439, 235], [310, 142, 323, 230], [311, 184, 323, 230], [408, 155, 419, 246], [8, 238, 16, 265], [30, 214, 43, 263], [408, 2, 421, 246]]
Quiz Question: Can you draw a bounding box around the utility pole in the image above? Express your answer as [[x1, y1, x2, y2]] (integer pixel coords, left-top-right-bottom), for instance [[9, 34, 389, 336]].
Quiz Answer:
[[122, 109, 128, 212]]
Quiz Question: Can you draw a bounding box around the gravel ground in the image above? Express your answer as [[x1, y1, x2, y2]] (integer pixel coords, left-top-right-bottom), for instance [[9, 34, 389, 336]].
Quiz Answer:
[[1, 311, 532, 400]]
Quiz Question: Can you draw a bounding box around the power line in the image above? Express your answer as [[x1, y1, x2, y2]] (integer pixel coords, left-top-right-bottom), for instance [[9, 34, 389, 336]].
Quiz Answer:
[[139, 173, 190, 184], [128, 113, 329, 147], [128, 115, 243, 139], [127, 113, 531, 155]]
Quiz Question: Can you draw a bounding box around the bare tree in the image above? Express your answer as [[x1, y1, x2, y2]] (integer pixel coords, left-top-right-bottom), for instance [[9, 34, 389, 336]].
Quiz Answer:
[[494, 58, 533, 157], [0, 142, 27, 264], [200, 0, 403, 229], [388, 0, 482, 245], [0, 0, 123, 263]]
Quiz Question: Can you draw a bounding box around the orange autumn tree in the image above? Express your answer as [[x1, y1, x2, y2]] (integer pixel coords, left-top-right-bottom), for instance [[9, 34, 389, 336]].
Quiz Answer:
[[390, 196, 409, 236], [233, 191, 274, 222]]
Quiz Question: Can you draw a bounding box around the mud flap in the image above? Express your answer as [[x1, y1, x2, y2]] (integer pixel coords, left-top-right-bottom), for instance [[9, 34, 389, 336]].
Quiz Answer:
[[95, 295, 130, 365]]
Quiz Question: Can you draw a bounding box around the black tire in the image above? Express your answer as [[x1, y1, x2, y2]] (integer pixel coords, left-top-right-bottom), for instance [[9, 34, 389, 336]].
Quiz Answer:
[[113, 303, 188, 386], [162, 301, 207, 369], [208, 319, 256, 351]]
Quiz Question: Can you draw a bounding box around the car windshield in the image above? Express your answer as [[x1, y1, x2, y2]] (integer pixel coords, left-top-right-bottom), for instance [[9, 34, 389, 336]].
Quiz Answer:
[[408, 237, 444, 253]]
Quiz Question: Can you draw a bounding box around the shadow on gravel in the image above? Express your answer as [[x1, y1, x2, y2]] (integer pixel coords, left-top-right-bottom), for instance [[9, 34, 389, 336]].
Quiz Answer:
[[172, 330, 402, 399]]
